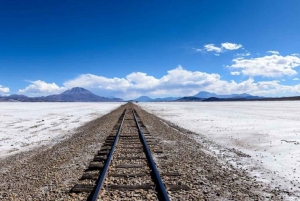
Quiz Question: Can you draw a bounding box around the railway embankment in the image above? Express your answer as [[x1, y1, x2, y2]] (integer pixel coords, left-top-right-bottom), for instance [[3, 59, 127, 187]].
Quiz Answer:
[[0, 103, 293, 200]]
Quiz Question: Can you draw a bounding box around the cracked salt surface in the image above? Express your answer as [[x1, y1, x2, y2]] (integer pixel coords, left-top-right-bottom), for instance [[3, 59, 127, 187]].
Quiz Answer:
[[140, 101, 300, 198], [0, 102, 124, 159]]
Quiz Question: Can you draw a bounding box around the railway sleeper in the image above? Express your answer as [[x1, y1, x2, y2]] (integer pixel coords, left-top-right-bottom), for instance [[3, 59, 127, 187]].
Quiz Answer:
[[106, 137, 116, 141], [109, 173, 147, 177], [119, 135, 139, 138], [119, 142, 141, 144], [120, 139, 140, 142], [93, 156, 107, 162], [161, 172, 181, 176], [99, 148, 111, 152], [80, 172, 100, 180], [102, 143, 113, 147], [115, 164, 145, 168], [117, 150, 143, 153], [71, 184, 95, 193], [88, 163, 104, 170], [117, 146, 143, 149], [115, 156, 145, 160], [107, 184, 154, 190], [166, 184, 190, 191], [98, 150, 110, 155]]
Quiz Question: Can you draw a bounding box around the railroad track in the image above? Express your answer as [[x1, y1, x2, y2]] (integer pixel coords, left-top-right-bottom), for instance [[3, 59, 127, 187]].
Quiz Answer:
[[70, 107, 189, 200]]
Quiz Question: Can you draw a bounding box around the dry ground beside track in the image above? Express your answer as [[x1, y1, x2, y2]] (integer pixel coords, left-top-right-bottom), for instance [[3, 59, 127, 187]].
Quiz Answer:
[[134, 105, 290, 201], [0, 104, 127, 200], [0, 103, 291, 200]]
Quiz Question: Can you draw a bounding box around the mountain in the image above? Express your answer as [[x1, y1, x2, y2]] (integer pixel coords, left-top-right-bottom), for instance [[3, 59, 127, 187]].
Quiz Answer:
[[193, 91, 263, 99], [194, 91, 218, 98], [133, 96, 181, 102], [153, 97, 180, 102], [176, 96, 204, 102], [202, 97, 222, 101], [133, 96, 153, 102], [45, 87, 112, 102], [0, 87, 123, 102], [175, 91, 266, 102]]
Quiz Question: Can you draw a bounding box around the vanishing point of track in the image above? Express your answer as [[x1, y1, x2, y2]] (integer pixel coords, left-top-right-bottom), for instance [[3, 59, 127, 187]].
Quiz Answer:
[[71, 106, 189, 200]]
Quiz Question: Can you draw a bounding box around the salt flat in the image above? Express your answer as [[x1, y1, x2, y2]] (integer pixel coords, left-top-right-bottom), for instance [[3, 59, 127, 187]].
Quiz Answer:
[[139, 101, 300, 191], [0, 102, 124, 158]]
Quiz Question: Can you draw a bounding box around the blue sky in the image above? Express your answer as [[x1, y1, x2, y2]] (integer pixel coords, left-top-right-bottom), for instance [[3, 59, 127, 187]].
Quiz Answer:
[[1, 0, 300, 99]]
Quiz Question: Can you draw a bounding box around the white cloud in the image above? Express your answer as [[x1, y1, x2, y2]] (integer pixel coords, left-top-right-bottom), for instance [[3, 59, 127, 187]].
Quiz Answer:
[[192, 48, 202, 52], [221, 42, 242, 50], [58, 66, 300, 99], [228, 54, 300, 77], [267, 50, 280, 55], [230, 71, 241, 75], [64, 74, 131, 92], [18, 80, 66, 96], [204, 44, 222, 52], [198, 42, 243, 55], [18, 66, 300, 99], [126, 72, 160, 89], [235, 52, 251, 58], [63, 66, 221, 98], [0, 85, 10, 94], [293, 78, 300, 81]]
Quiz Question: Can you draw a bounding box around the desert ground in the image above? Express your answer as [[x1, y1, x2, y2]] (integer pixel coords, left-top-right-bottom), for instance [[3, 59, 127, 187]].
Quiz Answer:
[[139, 101, 300, 198], [0, 102, 124, 158]]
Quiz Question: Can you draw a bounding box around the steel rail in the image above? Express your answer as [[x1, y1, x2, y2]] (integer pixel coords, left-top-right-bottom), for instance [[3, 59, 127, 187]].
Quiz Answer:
[[90, 109, 127, 201], [132, 109, 170, 201]]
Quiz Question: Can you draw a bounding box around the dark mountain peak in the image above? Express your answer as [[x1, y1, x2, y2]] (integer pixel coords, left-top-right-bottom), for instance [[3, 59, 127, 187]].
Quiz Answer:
[[139, 96, 151, 99], [176, 96, 204, 102], [193, 91, 263, 99], [194, 91, 217, 98], [9, 94, 28, 98], [134, 96, 153, 102], [62, 87, 92, 95]]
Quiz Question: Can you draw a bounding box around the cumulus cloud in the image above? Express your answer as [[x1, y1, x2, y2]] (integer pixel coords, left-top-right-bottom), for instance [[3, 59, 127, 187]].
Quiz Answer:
[[0, 85, 10, 94], [63, 66, 221, 97], [197, 42, 243, 55], [64, 74, 131, 92], [18, 80, 66, 96], [221, 42, 242, 50], [204, 44, 222, 53], [18, 66, 300, 98], [230, 71, 241, 75], [235, 52, 251, 58], [268, 50, 280, 55], [293, 78, 300, 81], [228, 54, 300, 77]]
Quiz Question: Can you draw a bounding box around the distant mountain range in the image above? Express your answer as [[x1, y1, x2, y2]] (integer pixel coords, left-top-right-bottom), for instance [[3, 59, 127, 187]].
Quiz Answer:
[[1, 88, 300, 102], [193, 91, 263, 99], [175, 91, 265, 101], [0, 87, 123, 102], [132, 96, 179, 102], [133, 91, 264, 102]]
